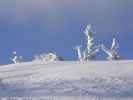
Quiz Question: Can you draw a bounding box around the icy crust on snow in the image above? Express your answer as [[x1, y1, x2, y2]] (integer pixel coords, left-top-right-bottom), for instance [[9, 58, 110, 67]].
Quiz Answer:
[[0, 61, 133, 97]]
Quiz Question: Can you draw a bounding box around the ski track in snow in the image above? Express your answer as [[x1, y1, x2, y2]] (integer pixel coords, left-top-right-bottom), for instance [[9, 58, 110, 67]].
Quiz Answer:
[[0, 61, 133, 99]]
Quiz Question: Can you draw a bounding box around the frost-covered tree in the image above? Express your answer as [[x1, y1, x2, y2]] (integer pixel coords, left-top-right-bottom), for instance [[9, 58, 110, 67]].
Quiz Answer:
[[83, 24, 100, 61], [75, 24, 100, 61], [75, 46, 83, 62], [101, 37, 120, 60], [33, 52, 61, 62], [10, 51, 24, 64]]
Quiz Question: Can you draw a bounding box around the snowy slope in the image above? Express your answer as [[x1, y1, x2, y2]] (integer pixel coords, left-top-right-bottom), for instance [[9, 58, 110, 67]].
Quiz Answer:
[[0, 60, 133, 99]]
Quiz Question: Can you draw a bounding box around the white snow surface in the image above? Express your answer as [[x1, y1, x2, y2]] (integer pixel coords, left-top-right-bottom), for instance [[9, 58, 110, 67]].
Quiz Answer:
[[0, 60, 133, 99]]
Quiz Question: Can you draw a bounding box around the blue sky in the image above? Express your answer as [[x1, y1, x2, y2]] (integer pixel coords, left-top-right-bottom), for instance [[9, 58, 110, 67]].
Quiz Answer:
[[0, 0, 133, 64]]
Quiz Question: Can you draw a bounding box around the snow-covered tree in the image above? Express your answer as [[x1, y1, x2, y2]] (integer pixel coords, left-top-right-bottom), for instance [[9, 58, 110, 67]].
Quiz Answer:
[[10, 51, 24, 64], [83, 24, 100, 61], [101, 37, 120, 60], [75, 24, 100, 61], [75, 46, 82, 62], [33, 52, 61, 62]]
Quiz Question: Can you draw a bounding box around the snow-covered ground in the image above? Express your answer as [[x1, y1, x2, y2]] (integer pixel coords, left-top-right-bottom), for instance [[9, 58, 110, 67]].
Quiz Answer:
[[0, 60, 133, 99]]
